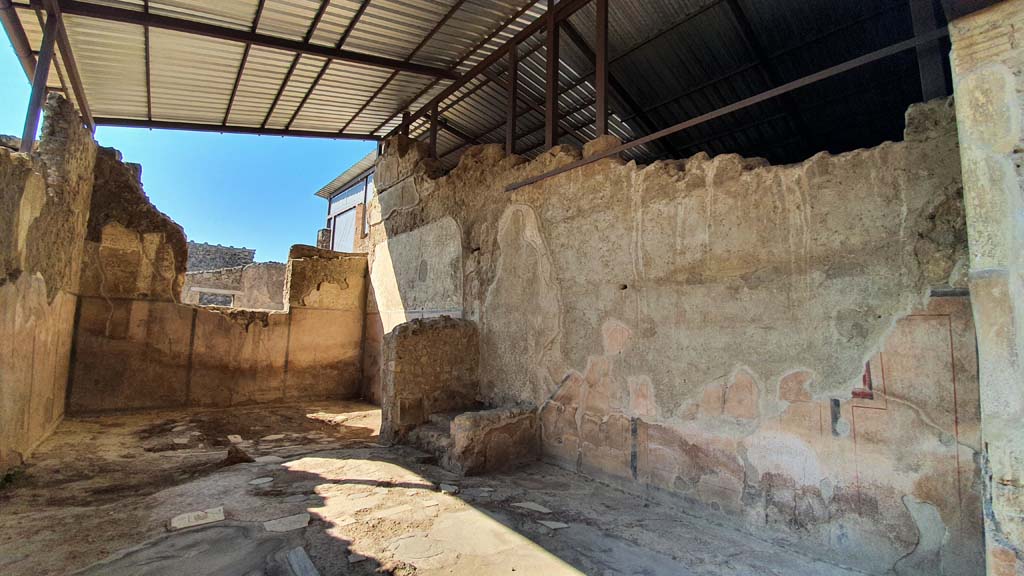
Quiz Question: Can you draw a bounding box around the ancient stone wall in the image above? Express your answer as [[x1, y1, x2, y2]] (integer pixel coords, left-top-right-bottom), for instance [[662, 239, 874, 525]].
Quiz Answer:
[[69, 245, 367, 412], [79, 147, 187, 303], [186, 241, 255, 272], [0, 96, 97, 473], [362, 98, 982, 575], [380, 317, 480, 444], [182, 262, 286, 310]]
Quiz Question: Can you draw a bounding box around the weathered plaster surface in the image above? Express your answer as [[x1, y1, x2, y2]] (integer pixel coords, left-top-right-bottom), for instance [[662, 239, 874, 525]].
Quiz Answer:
[[70, 245, 368, 412], [0, 96, 97, 473], [364, 99, 980, 574], [79, 147, 187, 303], [950, 1, 1024, 573]]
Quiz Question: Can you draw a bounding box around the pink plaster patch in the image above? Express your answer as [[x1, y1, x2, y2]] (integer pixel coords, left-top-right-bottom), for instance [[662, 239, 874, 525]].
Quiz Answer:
[[601, 320, 632, 355], [723, 370, 759, 420], [700, 382, 726, 418], [779, 370, 814, 403], [628, 376, 656, 418]]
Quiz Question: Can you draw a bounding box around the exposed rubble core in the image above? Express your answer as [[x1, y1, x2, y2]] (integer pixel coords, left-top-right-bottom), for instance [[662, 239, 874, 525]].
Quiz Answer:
[[363, 98, 981, 574], [187, 241, 256, 271]]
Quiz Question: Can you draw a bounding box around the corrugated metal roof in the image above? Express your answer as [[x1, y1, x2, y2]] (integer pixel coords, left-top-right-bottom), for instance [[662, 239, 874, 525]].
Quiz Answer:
[[8, 0, 946, 183], [315, 148, 377, 198]]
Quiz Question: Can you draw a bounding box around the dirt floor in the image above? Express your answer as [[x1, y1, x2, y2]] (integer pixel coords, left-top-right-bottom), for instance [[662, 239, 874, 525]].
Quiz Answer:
[[0, 401, 867, 575]]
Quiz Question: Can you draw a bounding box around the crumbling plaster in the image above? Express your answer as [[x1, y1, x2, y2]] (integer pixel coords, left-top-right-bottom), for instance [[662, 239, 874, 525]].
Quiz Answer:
[[363, 98, 978, 574], [0, 96, 97, 473]]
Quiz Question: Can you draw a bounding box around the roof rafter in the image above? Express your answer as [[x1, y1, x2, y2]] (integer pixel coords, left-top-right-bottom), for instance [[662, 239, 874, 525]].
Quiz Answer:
[[94, 117, 380, 140], [339, 0, 470, 133], [285, 0, 372, 130], [49, 0, 459, 79], [369, 0, 539, 136]]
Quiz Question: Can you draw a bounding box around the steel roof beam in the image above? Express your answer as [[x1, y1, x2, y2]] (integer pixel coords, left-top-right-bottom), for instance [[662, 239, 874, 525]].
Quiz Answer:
[[369, 0, 539, 136], [910, 0, 946, 100], [505, 26, 951, 191], [339, 0, 469, 133], [41, 0, 93, 130], [261, 0, 330, 129], [222, 0, 266, 125], [50, 0, 458, 79], [560, 18, 671, 157], [399, 0, 591, 135], [1, 0, 35, 79], [93, 117, 380, 140], [285, 0, 371, 130], [20, 9, 56, 151]]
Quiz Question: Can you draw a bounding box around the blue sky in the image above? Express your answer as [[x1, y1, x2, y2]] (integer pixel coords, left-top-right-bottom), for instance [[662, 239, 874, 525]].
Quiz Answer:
[[0, 45, 375, 263]]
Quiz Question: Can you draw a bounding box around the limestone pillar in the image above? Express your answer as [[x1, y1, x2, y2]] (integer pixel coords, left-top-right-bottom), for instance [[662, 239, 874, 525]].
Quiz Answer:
[[950, 1, 1024, 573]]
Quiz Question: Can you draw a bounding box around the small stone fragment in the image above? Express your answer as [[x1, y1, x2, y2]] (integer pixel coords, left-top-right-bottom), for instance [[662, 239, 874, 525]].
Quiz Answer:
[[263, 512, 311, 532], [286, 547, 321, 576], [513, 502, 552, 514], [221, 445, 254, 466], [538, 520, 569, 530], [261, 434, 285, 441], [168, 507, 224, 530], [227, 434, 243, 444], [423, 500, 439, 508], [439, 483, 459, 494], [348, 553, 367, 564], [172, 437, 190, 445], [249, 477, 274, 485], [171, 425, 189, 432]]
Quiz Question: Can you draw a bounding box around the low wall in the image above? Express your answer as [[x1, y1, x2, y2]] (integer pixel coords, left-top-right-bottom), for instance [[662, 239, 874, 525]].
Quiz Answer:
[[0, 97, 97, 473], [380, 317, 479, 443], [182, 262, 286, 310], [361, 98, 983, 574], [69, 247, 367, 412]]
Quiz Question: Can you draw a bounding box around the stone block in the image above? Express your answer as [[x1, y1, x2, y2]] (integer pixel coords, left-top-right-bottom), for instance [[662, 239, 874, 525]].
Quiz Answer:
[[286, 246, 367, 310], [451, 404, 540, 475]]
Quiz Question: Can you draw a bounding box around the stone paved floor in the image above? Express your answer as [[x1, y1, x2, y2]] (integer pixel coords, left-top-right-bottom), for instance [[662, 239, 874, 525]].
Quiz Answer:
[[0, 401, 866, 575]]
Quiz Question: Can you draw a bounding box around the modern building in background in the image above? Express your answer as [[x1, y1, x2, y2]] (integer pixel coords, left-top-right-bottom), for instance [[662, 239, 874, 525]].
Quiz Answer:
[[314, 150, 376, 253]]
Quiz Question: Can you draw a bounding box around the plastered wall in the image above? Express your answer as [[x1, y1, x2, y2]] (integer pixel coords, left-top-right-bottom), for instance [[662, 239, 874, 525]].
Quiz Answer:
[[69, 245, 368, 412], [32, 121, 370, 414], [0, 97, 97, 473], [362, 98, 983, 574]]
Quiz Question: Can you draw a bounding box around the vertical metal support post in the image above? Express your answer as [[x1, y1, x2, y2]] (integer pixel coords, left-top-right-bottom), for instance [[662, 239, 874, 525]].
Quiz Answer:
[[428, 105, 438, 159], [21, 12, 57, 152], [400, 111, 411, 137], [506, 41, 518, 155], [544, 0, 559, 149], [910, 0, 945, 100], [595, 0, 608, 136]]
